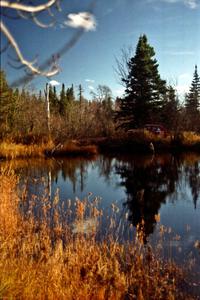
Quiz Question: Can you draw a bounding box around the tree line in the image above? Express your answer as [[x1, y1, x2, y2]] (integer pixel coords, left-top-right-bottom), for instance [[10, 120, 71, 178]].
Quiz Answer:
[[0, 34, 200, 143], [0, 73, 114, 143], [116, 34, 200, 133]]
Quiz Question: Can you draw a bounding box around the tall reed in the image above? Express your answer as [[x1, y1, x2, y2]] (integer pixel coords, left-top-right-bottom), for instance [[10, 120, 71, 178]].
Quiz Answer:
[[0, 169, 197, 299]]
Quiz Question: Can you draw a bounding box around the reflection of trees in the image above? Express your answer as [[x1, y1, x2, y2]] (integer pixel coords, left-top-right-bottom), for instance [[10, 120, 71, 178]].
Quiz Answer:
[[115, 155, 180, 242], [4, 157, 95, 198], [185, 161, 200, 209], [96, 155, 115, 182]]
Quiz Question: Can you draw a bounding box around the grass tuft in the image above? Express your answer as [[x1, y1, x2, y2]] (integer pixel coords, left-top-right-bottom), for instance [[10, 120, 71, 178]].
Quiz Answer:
[[0, 141, 98, 159], [0, 169, 198, 299]]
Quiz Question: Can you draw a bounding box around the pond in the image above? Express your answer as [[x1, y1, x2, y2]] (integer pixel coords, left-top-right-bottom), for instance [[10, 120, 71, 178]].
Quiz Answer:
[[2, 152, 200, 283]]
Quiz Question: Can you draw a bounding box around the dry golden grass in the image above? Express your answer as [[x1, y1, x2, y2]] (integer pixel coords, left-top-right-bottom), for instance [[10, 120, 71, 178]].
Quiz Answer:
[[0, 142, 51, 159], [0, 141, 98, 159], [52, 141, 98, 156], [0, 169, 197, 300], [182, 131, 200, 146]]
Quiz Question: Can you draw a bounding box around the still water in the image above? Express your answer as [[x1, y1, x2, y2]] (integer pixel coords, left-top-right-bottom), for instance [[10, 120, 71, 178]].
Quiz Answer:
[[3, 153, 200, 274]]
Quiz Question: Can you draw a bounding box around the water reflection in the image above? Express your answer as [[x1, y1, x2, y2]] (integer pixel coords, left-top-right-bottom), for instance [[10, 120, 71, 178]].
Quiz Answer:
[[185, 161, 200, 209], [115, 154, 181, 241], [1, 153, 200, 240]]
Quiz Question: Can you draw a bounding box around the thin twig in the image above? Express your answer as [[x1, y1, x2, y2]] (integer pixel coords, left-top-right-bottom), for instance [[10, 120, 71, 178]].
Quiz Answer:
[[1, 20, 59, 77], [1, 0, 57, 13]]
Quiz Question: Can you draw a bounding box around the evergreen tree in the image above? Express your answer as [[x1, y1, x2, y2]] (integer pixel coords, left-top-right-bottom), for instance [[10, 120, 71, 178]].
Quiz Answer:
[[59, 83, 67, 115], [66, 84, 75, 103], [161, 86, 179, 130], [0, 70, 14, 136], [185, 65, 200, 131], [78, 84, 84, 105], [49, 85, 59, 112], [116, 35, 166, 129]]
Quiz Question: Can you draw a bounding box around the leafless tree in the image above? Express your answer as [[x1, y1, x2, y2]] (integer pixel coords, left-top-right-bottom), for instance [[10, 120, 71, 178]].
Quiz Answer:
[[114, 46, 133, 87], [0, 0, 96, 86]]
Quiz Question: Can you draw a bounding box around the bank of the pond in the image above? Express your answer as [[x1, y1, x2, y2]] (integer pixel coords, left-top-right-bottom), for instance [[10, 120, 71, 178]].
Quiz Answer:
[[0, 169, 199, 299], [0, 141, 98, 159], [0, 131, 200, 159], [81, 131, 200, 154]]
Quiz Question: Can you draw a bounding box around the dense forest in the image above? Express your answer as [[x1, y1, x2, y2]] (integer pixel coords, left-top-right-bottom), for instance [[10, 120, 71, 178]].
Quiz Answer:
[[1, 35, 200, 144]]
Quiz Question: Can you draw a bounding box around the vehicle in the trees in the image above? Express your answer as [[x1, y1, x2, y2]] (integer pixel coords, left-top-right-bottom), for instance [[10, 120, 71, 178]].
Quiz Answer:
[[144, 124, 167, 137]]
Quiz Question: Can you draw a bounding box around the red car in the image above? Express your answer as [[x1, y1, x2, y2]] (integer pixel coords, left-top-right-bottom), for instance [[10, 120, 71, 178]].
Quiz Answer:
[[145, 124, 167, 137]]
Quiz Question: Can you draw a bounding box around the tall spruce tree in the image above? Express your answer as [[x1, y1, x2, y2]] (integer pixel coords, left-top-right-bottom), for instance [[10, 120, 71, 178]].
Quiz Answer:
[[0, 70, 16, 136], [66, 85, 75, 103], [59, 83, 67, 115], [117, 35, 166, 129], [78, 84, 84, 105], [49, 85, 59, 112], [185, 65, 200, 130], [161, 86, 179, 130]]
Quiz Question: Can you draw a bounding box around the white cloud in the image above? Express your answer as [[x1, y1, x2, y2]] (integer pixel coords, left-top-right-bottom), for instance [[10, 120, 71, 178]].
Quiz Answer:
[[65, 12, 97, 31], [85, 79, 95, 83], [184, 0, 198, 9], [176, 84, 190, 94], [49, 80, 60, 86], [176, 72, 192, 95], [88, 85, 95, 90]]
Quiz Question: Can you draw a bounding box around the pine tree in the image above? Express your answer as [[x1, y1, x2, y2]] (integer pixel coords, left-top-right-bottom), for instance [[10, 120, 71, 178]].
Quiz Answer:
[[0, 70, 14, 136], [49, 85, 59, 112], [116, 35, 166, 129], [161, 86, 179, 130], [59, 83, 67, 115], [66, 85, 75, 103], [185, 65, 200, 131], [78, 84, 84, 105]]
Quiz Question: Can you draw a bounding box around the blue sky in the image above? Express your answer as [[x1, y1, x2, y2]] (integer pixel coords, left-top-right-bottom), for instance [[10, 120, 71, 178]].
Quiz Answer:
[[1, 0, 200, 99]]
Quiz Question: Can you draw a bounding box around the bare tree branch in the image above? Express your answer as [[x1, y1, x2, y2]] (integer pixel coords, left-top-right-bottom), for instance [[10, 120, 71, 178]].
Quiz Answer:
[[8, 60, 26, 69], [1, 0, 97, 86], [47, 7, 55, 17], [31, 13, 55, 28], [11, 29, 84, 87], [1, 20, 59, 77], [114, 47, 133, 87], [17, 9, 30, 19], [1, 0, 57, 13]]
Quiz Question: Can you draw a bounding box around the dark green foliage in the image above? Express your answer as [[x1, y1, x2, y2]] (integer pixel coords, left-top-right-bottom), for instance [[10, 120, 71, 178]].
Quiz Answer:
[[66, 85, 75, 103], [161, 86, 179, 130], [117, 35, 167, 129], [185, 65, 200, 113], [78, 84, 84, 104], [185, 65, 200, 131], [59, 83, 67, 115], [0, 71, 17, 137], [49, 85, 59, 112]]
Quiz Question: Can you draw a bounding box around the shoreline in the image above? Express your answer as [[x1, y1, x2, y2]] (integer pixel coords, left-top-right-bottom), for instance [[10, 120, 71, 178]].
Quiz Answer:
[[0, 132, 200, 159]]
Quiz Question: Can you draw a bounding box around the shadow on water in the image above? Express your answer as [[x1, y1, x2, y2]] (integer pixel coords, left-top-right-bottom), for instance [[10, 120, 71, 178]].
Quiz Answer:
[[115, 154, 181, 242], [1, 153, 200, 294], [1, 153, 200, 240]]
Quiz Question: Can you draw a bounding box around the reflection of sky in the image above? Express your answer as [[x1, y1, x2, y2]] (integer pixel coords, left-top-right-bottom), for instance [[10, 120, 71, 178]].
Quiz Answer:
[[52, 160, 126, 210], [50, 156, 200, 240], [157, 175, 200, 275], [51, 155, 200, 272], [160, 175, 200, 235], [15, 154, 200, 272]]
